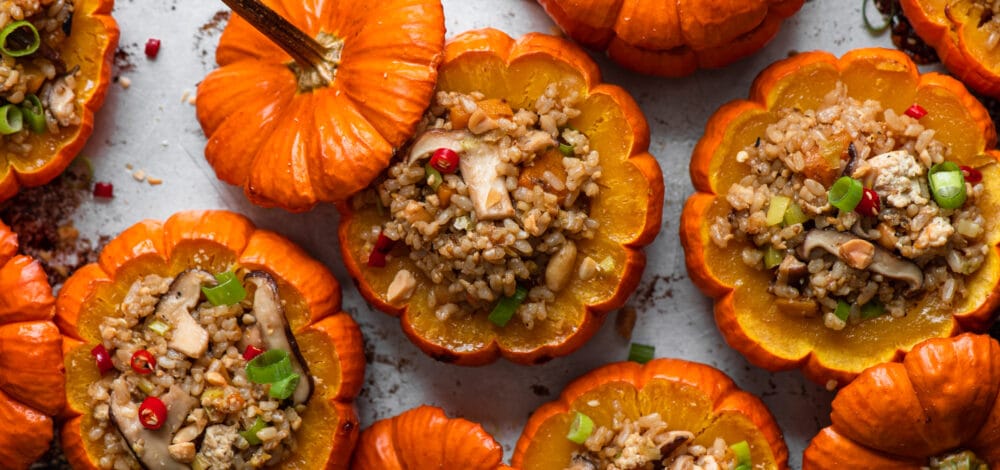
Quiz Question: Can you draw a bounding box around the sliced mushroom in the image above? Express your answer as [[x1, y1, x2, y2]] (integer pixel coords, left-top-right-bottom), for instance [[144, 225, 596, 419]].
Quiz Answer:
[[776, 298, 820, 317], [109, 382, 197, 470], [658, 430, 694, 458], [245, 271, 314, 405], [799, 229, 923, 291], [406, 129, 468, 166], [777, 254, 808, 280], [152, 270, 214, 359]]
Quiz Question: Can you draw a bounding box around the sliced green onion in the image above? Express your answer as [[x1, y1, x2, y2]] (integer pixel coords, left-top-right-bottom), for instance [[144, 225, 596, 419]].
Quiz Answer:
[[731, 440, 752, 466], [566, 412, 594, 444], [239, 417, 267, 445], [828, 176, 863, 212], [201, 271, 247, 306], [19, 94, 44, 133], [628, 343, 655, 364], [735, 465, 751, 470], [268, 373, 300, 400], [834, 301, 851, 322], [425, 164, 443, 191], [488, 285, 528, 327], [0, 20, 40, 57], [375, 196, 386, 216], [862, 0, 894, 34], [783, 202, 809, 226], [766, 195, 791, 226], [191, 455, 210, 470], [137, 378, 155, 395], [246, 349, 293, 384], [860, 301, 885, 320], [598, 256, 615, 273], [0, 104, 23, 135], [558, 143, 574, 156], [147, 319, 170, 336], [928, 162, 967, 209], [763, 246, 783, 270]]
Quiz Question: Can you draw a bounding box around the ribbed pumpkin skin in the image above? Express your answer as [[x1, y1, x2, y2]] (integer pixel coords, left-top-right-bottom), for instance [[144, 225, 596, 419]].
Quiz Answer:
[[513, 359, 788, 470], [804, 334, 1000, 468], [338, 28, 664, 366], [680, 48, 1000, 386], [0, 0, 117, 202], [900, 0, 1000, 98], [196, 0, 445, 212], [351, 406, 513, 470], [0, 220, 63, 470], [535, 0, 804, 77], [57, 210, 366, 470]]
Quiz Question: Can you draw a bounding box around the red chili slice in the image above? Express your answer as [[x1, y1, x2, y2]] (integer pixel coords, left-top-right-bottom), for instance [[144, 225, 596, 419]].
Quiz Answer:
[[93, 182, 114, 198], [243, 345, 264, 361], [144, 38, 161, 58], [961, 165, 983, 184], [368, 250, 387, 268], [130, 350, 157, 375], [430, 148, 460, 174], [855, 188, 881, 217], [374, 232, 395, 253], [138, 396, 167, 430], [904, 104, 928, 119], [91, 344, 114, 375]]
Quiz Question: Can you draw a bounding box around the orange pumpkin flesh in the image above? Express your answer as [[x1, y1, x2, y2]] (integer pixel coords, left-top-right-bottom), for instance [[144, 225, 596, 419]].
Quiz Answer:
[[900, 0, 1000, 98], [57, 210, 365, 470], [536, 0, 804, 77], [804, 333, 1000, 468], [196, 0, 445, 212], [680, 48, 1000, 386], [337, 28, 664, 366], [351, 405, 513, 470], [513, 359, 788, 469], [0, 0, 117, 201], [0, 219, 63, 470]]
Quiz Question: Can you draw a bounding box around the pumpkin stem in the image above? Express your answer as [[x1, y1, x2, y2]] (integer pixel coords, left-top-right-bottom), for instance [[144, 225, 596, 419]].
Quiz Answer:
[[221, 0, 336, 84]]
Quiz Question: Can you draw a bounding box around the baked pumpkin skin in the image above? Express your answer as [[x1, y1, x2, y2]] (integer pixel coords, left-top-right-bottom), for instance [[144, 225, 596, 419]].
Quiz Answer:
[[513, 358, 789, 469], [535, 0, 804, 77], [337, 28, 664, 366], [57, 210, 365, 470], [196, 0, 445, 212], [0, 0, 117, 202], [680, 48, 1000, 386], [351, 406, 513, 470], [0, 219, 64, 470], [803, 333, 1000, 468], [900, 0, 1000, 98]]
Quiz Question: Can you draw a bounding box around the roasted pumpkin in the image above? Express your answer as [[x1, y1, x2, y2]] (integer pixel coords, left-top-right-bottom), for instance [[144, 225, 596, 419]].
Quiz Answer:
[[338, 28, 664, 366], [900, 0, 1000, 98], [804, 333, 1000, 468], [680, 48, 1000, 386], [535, 0, 804, 77], [0, 0, 117, 202], [57, 210, 365, 469], [0, 219, 64, 469], [195, 0, 445, 212], [351, 405, 513, 470], [513, 358, 788, 469]]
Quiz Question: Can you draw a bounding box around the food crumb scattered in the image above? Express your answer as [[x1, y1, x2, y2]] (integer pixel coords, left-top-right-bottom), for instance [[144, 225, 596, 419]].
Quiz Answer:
[[615, 305, 637, 340], [147, 176, 163, 186], [132, 169, 145, 182], [118, 76, 131, 88], [825, 380, 838, 391]]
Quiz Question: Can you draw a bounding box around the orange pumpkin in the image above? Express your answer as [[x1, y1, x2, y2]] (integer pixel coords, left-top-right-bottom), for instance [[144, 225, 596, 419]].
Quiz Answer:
[[351, 406, 513, 470], [900, 0, 1000, 98], [56, 210, 365, 469], [337, 28, 664, 366], [0, 0, 117, 202], [0, 219, 64, 469], [803, 333, 1000, 468], [513, 358, 788, 469], [535, 0, 804, 77], [680, 48, 1000, 386], [195, 0, 445, 212]]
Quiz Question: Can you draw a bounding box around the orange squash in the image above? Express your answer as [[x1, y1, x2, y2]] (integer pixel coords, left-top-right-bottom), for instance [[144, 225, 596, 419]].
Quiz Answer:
[[337, 28, 664, 366], [195, 0, 445, 212], [513, 358, 788, 469], [803, 333, 1000, 468], [900, 0, 1000, 98], [0, 0, 117, 202], [56, 210, 365, 469], [351, 406, 513, 470], [680, 48, 1000, 386], [0, 219, 64, 469], [535, 0, 804, 77]]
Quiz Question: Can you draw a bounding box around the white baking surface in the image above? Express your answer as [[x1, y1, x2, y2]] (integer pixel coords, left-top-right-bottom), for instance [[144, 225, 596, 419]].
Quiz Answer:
[[67, 0, 901, 467]]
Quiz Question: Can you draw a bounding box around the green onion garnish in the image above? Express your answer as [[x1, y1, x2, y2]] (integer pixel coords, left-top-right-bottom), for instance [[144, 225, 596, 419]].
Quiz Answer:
[[268, 373, 300, 400], [834, 301, 851, 322], [731, 440, 752, 467], [20, 94, 44, 133], [0, 104, 23, 135], [628, 343, 655, 364], [0, 20, 40, 57], [566, 412, 594, 444], [928, 162, 967, 209], [246, 349, 293, 384], [763, 246, 783, 270], [239, 417, 267, 445], [765, 195, 790, 226], [425, 164, 443, 191], [862, 0, 893, 34], [828, 176, 863, 212], [558, 143, 574, 156], [201, 271, 247, 306], [147, 318, 170, 336], [783, 202, 809, 226], [860, 300, 885, 320], [488, 285, 528, 327], [137, 378, 155, 395]]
